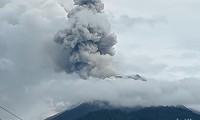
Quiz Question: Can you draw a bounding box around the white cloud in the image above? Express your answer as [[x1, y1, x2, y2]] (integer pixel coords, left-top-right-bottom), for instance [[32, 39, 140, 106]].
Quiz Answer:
[[110, 15, 167, 32], [26, 78, 200, 114], [104, 0, 200, 80], [0, 0, 70, 119], [0, 58, 14, 71]]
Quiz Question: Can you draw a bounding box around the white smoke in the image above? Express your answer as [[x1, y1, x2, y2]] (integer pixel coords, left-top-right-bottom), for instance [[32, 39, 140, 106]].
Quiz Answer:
[[53, 0, 117, 79]]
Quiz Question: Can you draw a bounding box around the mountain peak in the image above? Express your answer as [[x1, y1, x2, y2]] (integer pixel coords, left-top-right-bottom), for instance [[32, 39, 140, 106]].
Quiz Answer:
[[114, 74, 147, 81]]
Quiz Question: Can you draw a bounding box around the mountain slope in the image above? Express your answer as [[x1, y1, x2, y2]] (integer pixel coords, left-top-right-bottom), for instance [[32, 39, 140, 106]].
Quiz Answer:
[[46, 101, 200, 120], [46, 101, 115, 120], [76, 106, 200, 120]]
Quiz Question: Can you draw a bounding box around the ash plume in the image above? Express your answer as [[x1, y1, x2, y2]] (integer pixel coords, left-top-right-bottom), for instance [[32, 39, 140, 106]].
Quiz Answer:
[[54, 0, 117, 79]]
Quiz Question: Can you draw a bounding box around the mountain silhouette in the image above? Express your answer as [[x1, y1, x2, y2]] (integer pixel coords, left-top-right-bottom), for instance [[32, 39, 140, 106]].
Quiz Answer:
[[46, 101, 200, 120]]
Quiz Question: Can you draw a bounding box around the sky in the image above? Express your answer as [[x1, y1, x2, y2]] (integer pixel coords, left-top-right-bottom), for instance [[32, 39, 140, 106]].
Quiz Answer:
[[0, 0, 200, 119]]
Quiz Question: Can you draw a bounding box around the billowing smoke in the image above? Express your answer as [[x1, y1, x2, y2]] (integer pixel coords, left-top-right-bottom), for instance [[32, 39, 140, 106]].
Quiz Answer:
[[54, 0, 117, 79]]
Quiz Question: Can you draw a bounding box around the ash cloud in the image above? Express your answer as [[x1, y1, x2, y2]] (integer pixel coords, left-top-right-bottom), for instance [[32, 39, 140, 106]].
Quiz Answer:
[[53, 0, 117, 79]]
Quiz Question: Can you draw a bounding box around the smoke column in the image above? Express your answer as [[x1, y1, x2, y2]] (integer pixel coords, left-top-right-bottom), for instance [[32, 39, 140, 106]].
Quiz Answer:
[[54, 0, 117, 79]]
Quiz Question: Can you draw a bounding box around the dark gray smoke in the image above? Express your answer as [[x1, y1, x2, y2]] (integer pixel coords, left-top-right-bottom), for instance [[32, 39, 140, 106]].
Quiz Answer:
[[53, 0, 117, 79]]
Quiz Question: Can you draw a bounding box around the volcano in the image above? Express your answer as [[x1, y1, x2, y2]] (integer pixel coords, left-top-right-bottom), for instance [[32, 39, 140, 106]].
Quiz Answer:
[[46, 101, 200, 120]]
